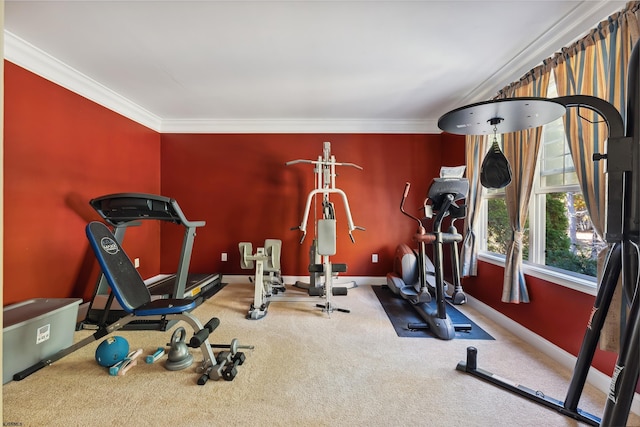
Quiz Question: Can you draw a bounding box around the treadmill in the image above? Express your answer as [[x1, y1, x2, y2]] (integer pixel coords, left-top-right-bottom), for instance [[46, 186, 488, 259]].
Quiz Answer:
[[81, 192, 224, 330]]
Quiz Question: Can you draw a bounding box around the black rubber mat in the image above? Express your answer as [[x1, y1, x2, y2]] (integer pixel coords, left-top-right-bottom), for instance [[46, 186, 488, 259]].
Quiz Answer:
[[372, 285, 494, 340]]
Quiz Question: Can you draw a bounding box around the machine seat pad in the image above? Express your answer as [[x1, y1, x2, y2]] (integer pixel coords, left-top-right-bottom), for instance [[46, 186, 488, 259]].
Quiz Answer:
[[134, 298, 196, 316], [308, 263, 347, 273]]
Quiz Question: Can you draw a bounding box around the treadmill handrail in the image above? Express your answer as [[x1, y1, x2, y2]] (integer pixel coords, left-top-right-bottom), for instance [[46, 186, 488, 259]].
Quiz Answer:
[[90, 192, 206, 228]]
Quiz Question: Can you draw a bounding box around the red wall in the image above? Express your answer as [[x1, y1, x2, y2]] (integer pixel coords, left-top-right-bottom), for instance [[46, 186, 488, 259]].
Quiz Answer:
[[3, 62, 162, 305], [159, 133, 448, 277], [440, 132, 466, 168]]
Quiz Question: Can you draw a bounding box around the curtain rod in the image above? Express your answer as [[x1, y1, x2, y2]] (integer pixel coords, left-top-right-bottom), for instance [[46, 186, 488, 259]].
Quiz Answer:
[[496, 0, 640, 98]]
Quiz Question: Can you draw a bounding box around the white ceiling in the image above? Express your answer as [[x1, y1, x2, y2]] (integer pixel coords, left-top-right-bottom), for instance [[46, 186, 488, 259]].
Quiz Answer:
[[3, 1, 628, 133]]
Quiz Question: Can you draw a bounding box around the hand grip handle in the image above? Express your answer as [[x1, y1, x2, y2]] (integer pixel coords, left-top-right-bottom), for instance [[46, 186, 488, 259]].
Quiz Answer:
[[403, 182, 411, 198]]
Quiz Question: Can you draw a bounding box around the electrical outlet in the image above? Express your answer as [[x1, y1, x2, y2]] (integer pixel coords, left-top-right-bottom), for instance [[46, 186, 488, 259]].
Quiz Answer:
[[372, 254, 378, 263], [221, 252, 228, 262], [134, 258, 140, 268]]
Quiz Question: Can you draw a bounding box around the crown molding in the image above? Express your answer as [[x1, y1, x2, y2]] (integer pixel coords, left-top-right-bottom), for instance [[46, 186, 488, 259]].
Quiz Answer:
[[4, 31, 163, 132], [159, 118, 440, 134], [4, 30, 438, 134]]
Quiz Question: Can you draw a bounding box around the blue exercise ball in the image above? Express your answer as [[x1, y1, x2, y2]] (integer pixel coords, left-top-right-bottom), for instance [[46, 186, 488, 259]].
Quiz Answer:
[[95, 336, 129, 367]]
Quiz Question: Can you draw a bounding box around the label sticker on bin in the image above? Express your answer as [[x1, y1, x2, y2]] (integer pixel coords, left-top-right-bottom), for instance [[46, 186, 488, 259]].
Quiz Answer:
[[36, 324, 51, 344]]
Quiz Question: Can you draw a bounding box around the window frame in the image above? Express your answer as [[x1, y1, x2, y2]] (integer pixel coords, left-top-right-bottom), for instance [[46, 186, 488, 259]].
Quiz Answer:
[[476, 84, 599, 296]]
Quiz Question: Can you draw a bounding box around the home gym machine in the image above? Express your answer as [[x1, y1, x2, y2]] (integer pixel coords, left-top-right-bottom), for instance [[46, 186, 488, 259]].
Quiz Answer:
[[436, 39, 640, 426], [80, 193, 224, 331], [386, 174, 470, 340], [287, 141, 364, 314]]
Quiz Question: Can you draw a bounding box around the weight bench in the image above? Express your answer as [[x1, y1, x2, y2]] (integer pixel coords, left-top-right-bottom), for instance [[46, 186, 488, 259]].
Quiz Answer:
[[13, 221, 219, 384]]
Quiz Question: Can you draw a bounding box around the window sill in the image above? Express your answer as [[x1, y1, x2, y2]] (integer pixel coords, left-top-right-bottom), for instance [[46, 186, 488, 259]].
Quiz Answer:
[[478, 252, 598, 296]]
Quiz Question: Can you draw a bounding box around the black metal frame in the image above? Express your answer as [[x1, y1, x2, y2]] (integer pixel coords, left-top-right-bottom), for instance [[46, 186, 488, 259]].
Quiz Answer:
[[437, 39, 640, 427]]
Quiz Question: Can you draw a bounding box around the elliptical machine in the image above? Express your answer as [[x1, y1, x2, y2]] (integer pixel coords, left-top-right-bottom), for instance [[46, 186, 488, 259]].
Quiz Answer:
[[386, 176, 470, 340]]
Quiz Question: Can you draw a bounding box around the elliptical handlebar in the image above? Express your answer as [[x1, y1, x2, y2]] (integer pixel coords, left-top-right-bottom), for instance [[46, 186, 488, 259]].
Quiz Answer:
[[401, 181, 459, 236], [429, 194, 455, 233], [402, 182, 411, 199], [400, 182, 423, 230]]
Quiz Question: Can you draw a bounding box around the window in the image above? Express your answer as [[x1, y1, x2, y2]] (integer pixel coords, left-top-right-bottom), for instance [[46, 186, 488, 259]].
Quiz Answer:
[[480, 76, 602, 292]]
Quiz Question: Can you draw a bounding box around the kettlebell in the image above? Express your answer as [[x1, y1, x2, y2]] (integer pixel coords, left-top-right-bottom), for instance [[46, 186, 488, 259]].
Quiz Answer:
[[165, 327, 194, 371]]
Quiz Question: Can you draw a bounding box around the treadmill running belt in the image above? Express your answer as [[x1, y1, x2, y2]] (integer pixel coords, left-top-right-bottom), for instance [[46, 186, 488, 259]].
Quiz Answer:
[[148, 273, 224, 298]]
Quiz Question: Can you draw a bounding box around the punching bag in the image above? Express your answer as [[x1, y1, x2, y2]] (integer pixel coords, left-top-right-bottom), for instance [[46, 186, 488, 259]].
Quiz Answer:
[[481, 138, 512, 189]]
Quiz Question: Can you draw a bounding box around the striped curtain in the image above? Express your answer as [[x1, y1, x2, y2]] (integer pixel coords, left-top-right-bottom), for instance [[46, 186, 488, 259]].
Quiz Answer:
[[460, 134, 487, 277], [552, 3, 640, 350], [498, 67, 551, 303], [553, 5, 639, 241]]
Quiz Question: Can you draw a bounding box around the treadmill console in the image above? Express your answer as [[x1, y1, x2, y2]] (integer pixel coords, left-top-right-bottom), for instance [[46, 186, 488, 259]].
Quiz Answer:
[[90, 193, 189, 226]]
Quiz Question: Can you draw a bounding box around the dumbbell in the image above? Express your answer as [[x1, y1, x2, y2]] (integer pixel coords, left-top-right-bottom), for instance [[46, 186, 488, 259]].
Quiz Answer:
[[197, 355, 243, 385], [196, 338, 250, 382], [197, 366, 212, 385], [222, 351, 246, 381], [206, 351, 233, 381], [212, 339, 246, 381], [227, 339, 246, 369]]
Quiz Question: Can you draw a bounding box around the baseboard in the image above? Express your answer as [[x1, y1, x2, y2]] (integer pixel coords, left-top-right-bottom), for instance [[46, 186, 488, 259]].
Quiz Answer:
[[222, 274, 387, 286], [465, 294, 640, 416]]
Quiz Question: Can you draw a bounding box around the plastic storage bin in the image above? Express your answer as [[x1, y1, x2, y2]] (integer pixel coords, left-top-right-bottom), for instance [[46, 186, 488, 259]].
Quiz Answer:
[[3, 298, 81, 384]]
